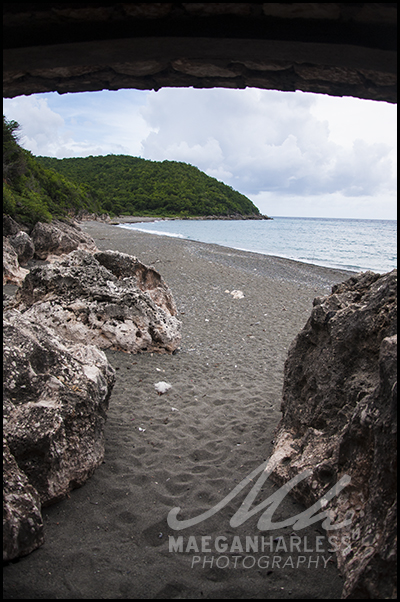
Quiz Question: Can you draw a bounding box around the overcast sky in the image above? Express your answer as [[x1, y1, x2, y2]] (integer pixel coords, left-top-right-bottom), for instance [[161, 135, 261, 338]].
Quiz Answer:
[[3, 87, 397, 219]]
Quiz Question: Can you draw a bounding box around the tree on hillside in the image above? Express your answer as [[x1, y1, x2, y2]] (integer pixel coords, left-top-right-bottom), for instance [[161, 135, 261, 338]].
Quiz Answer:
[[3, 116, 26, 183], [36, 154, 263, 218], [3, 116, 104, 226]]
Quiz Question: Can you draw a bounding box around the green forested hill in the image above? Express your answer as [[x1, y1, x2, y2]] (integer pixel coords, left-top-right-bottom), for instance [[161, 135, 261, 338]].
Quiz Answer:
[[3, 115, 265, 225], [3, 117, 102, 226], [36, 154, 263, 218]]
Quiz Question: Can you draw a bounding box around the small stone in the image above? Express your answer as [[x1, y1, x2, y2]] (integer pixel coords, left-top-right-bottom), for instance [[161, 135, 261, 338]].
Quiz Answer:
[[154, 381, 172, 395]]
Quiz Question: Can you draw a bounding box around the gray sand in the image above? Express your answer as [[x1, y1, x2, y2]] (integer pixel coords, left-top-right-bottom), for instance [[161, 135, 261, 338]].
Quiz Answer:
[[3, 221, 355, 599]]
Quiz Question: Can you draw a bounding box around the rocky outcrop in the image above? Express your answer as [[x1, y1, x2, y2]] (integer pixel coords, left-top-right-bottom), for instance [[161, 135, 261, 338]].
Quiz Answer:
[[3, 218, 98, 285], [77, 212, 111, 223], [13, 249, 182, 354], [94, 250, 178, 316], [3, 309, 116, 561], [30, 219, 97, 260], [270, 270, 397, 599], [3, 237, 29, 285], [3, 222, 181, 561]]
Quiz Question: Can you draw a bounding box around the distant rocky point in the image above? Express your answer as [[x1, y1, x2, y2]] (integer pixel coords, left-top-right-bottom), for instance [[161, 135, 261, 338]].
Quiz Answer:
[[108, 213, 272, 225], [181, 213, 272, 221]]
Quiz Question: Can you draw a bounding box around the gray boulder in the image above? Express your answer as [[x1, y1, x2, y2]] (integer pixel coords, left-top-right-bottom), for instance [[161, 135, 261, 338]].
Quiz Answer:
[[3, 215, 22, 237], [8, 230, 35, 265], [4, 309, 116, 506], [30, 219, 97, 260], [14, 249, 182, 354], [270, 270, 397, 599], [3, 309, 116, 560]]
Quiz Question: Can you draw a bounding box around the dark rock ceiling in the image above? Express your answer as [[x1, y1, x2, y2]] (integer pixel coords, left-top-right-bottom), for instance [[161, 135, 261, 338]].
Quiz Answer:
[[3, 3, 397, 102]]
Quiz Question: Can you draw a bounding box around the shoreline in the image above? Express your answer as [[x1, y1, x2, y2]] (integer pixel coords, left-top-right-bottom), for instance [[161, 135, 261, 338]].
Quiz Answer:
[[108, 214, 397, 275], [3, 222, 353, 599], [103, 214, 272, 226], [117, 226, 359, 277]]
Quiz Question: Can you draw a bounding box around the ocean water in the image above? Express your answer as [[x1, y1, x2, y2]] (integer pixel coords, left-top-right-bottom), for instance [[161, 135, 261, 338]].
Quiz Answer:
[[117, 216, 397, 274]]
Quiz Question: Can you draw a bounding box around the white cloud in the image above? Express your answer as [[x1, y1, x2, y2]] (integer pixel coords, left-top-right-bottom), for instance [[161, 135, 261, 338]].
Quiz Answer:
[[309, 94, 397, 151], [139, 88, 396, 202], [142, 135, 225, 166], [3, 95, 66, 155], [3, 91, 154, 158], [250, 190, 397, 220]]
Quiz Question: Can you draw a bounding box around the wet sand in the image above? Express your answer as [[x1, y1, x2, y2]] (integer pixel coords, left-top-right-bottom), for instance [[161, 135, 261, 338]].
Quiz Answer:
[[3, 221, 356, 599]]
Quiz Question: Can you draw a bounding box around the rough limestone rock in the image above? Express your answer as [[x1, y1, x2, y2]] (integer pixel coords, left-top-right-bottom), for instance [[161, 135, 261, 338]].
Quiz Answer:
[[3, 237, 29, 285], [269, 270, 397, 599], [3, 438, 44, 562], [13, 249, 182, 354], [8, 230, 35, 266], [30, 219, 98, 260], [3, 310, 116, 538], [4, 309, 116, 505], [94, 250, 177, 316], [3, 215, 22, 237]]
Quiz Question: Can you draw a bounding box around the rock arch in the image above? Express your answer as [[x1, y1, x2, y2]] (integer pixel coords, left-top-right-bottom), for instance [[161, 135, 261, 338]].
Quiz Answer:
[[3, 3, 397, 102]]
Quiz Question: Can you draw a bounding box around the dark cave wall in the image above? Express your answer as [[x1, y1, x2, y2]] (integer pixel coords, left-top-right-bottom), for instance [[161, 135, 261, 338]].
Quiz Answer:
[[3, 3, 397, 102]]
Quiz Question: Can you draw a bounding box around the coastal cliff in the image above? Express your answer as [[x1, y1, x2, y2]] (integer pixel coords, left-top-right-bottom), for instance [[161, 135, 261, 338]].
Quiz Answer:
[[270, 270, 397, 599]]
